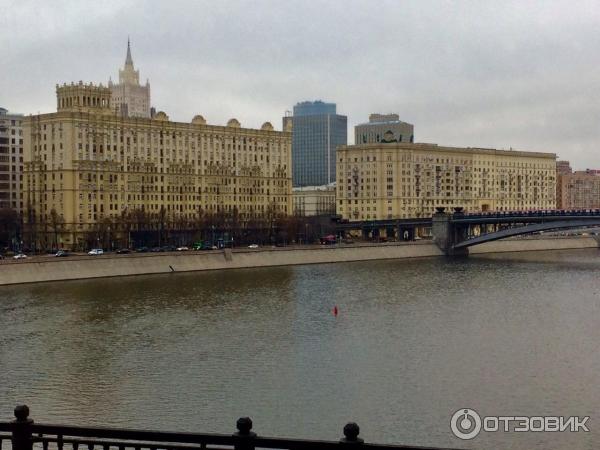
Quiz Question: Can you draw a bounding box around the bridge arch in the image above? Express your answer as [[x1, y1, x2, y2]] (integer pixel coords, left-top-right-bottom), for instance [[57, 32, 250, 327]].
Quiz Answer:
[[453, 219, 600, 250]]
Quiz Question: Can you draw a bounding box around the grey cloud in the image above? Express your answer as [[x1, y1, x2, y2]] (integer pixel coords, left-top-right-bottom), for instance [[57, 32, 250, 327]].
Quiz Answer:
[[3, 0, 600, 168]]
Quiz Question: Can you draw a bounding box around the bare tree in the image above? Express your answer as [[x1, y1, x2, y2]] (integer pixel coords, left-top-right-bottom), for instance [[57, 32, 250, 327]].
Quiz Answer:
[[49, 208, 64, 250], [0, 208, 19, 251]]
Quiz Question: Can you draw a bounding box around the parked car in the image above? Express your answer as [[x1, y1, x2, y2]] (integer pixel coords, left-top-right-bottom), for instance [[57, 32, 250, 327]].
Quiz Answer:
[[135, 246, 149, 253], [248, 244, 259, 249], [150, 247, 163, 252], [161, 245, 177, 252], [116, 248, 131, 254], [55, 250, 69, 257], [88, 248, 104, 256], [13, 253, 27, 259], [319, 235, 337, 245], [176, 246, 189, 251]]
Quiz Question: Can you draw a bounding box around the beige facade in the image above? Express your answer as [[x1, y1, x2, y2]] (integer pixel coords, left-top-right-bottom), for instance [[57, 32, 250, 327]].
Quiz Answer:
[[108, 40, 151, 118], [336, 142, 556, 221], [23, 82, 292, 247], [292, 184, 336, 216], [557, 170, 600, 210]]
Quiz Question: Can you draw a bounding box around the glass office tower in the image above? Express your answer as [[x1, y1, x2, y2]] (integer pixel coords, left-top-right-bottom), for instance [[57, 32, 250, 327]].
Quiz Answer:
[[284, 101, 347, 187]]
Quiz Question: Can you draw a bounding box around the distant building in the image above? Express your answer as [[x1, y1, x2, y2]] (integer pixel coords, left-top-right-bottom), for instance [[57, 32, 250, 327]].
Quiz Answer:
[[557, 169, 600, 210], [292, 184, 336, 216], [355, 113, 413, 145], [284, 100, 347, 187], [0, 107, 24, 211], [556, 160, 572, 176], [336, 142, 556, 221], [108, 39, 151, 118], [556, 160, 572, 208]]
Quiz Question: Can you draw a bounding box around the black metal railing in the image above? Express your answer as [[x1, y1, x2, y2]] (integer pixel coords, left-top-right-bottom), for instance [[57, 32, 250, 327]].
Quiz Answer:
[[0, 406, 462, 450]]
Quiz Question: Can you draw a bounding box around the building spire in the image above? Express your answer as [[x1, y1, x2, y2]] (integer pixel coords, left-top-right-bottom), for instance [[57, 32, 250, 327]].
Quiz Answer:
[[125, 36, 134, 67]]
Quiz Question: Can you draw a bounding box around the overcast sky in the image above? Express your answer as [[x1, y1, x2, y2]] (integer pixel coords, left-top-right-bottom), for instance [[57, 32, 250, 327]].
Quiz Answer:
[[3, 0, 600, 168]]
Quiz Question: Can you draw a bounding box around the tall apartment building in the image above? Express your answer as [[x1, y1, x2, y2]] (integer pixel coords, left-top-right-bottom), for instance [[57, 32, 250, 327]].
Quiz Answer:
[[108, 39, 151, 118], [355, 114, 414, 144], [336, 142, 556, 221], [557, 168, 600, 210], [0, 108, 24, 211], [556, 160, 572, 176], [284, 100, 347, 187], [23, 82, 292, 248], [556, 160, 572, 208]]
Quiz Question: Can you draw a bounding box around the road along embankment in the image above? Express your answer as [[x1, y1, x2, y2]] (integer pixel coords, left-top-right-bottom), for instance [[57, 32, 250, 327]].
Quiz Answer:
[[0, 236, 597, 286], [0, 242, 442, 285]]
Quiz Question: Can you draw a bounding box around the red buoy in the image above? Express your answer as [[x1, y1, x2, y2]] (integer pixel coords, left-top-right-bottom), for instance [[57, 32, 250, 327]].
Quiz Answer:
[[333, 305, 339, 316]]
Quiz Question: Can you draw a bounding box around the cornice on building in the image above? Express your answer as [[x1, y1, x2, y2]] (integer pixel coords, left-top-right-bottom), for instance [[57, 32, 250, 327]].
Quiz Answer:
[[341, 142, 556, 160]]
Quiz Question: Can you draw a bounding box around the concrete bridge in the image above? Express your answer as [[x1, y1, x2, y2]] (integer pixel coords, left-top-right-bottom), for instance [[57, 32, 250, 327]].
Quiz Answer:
[[432, 207, 600, 255]]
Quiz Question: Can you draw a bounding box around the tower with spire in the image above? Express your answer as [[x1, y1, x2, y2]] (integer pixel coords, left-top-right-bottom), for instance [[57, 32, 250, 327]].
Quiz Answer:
[[108, 38, 151, 118]]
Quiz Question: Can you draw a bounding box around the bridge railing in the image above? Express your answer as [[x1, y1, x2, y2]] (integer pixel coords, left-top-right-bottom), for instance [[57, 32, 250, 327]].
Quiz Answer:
[[0, 406, 462, 450], [457, 208, 600, 220]]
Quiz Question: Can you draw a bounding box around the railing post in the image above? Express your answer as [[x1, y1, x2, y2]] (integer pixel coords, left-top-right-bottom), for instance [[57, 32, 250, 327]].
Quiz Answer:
[[233, 417, 256, 450], [11, 405, 33, 450], [340, 422, 364, 444]]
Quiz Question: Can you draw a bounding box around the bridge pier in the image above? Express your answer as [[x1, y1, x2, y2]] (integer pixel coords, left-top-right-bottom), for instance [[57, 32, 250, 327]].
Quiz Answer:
[[432, 209, 469, 256]]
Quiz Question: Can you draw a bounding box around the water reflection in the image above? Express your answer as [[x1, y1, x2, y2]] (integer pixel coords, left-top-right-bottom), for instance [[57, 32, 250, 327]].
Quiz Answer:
[[1, 250, 600, 449]]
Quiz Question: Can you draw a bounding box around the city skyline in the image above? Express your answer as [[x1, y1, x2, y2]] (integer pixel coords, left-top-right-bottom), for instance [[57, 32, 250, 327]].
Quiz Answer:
[[3, 0, 600, 169]]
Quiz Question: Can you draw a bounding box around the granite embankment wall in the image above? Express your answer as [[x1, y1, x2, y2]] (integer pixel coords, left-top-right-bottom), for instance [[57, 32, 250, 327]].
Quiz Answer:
[[469, 235, 599, 254], [0, 237, 597, 285], [0, 243, 443, 285]]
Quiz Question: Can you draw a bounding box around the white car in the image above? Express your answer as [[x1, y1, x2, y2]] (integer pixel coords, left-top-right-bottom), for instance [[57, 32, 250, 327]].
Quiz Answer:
[[248, 244, 259, 249], [88, 248, 104, 255], [13, 253, 27, 259], [176, 246, 189, 251]]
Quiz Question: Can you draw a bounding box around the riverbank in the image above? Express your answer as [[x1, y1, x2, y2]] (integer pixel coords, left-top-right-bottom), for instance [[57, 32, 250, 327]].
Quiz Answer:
[[0, 236, 597, 285]]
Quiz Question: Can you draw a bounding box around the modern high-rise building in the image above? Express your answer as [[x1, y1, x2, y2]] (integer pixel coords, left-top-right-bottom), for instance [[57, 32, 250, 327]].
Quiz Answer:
[[355, 114, 414, 144], [108, 39, 151, 118], [336, 142, 556, 220], [0, 107, 24, 211], [23, 82, 291, 249], [284, 100, 347, 187]]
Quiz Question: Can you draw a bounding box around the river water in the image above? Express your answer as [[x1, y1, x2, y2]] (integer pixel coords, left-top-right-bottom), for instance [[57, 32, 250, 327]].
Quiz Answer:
[[1, 249, 600, 449]]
